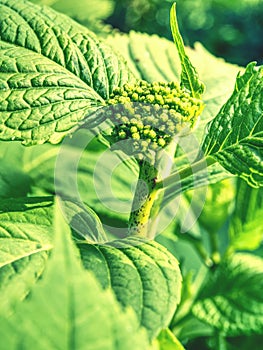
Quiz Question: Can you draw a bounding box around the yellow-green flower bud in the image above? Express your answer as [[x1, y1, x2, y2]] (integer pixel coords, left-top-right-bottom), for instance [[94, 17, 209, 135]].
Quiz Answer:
[[132, 132, 140, 140]]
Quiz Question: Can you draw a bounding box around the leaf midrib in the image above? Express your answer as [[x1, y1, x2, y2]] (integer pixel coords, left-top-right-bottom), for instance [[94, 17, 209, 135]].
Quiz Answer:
[[0, 243, 52, 268]]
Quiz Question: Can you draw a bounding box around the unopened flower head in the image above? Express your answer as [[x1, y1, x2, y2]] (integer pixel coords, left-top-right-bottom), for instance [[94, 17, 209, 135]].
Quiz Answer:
[[106, 80, 204, 157]]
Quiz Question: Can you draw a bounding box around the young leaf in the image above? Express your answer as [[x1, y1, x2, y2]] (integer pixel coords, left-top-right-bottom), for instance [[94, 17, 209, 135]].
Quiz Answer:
[[78, 237, 182, 340], [0, 0, 135, 144], [202, 62, 263, 188], [170, 3, 205, 98], [192, 253, 263, 336], [0, 198, 151, 349]]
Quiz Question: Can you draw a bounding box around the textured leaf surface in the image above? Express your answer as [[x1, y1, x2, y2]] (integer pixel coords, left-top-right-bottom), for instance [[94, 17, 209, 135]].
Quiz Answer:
[[170, 3, 204, 99], [0, 0, 134, 144], [0, 199, 150, 350], [202, 63, 263, 187], [192, 253, 263, 336], [0, 195, 106, 314], [0, 197, 53, 313], [78, 237, 182, 340]]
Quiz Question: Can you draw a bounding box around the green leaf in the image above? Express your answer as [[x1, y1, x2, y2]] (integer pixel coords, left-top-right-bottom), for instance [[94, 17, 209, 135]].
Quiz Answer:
[[202, 62, 263, 188], [229, 178, 263, 251], [157, 328, 185, 350], [0, 0, 135, 144], [0, 197, 54, 313], [30, 0, 114, 23], [0, 198, 150, 349], [192, 253, 263, 336], [170, 3, 205, 99], [162, 162, 232, 207], [78, 237, 182, 340], [0, 159, 31, 198], [0, 195, 107, 314]]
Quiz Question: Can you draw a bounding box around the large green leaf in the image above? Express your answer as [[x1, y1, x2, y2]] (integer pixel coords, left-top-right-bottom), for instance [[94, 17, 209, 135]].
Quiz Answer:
[[0, 0, 134, 144], [0, 197, 53, 313], [202, 62, 263, 187], [78, 237, 182, 340], [0, 199, 150, 350], [192, 253, 263, 336], [0, 195, 106, 314]]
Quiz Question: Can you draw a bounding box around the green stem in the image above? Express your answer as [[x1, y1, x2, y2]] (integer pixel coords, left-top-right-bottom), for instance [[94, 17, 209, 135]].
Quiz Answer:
[[155, 155, 216, 190], [128, 160, 160, 238]]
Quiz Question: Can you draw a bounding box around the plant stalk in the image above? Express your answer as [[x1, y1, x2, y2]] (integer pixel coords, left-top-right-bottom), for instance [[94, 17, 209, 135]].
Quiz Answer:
[[128, 159, 160, 238]]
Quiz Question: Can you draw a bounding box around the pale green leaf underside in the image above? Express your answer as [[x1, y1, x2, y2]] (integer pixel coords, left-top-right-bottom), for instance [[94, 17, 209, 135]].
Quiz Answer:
[[0, 199, 150, 350], [192, 253, 263, 336], [170, 3, 205, 99], [0, 0, 134, 144], [78, 237, 182, 340], [202, 63, 263, 187]]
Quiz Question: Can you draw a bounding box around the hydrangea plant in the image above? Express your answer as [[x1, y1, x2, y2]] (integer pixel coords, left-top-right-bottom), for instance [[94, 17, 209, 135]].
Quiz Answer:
[[0, 1, 262, 349]]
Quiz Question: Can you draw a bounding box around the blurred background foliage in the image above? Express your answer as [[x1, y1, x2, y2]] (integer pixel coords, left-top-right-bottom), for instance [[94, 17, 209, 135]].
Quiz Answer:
[[32, 0, 263, 66], [107, 0, 263, 66]]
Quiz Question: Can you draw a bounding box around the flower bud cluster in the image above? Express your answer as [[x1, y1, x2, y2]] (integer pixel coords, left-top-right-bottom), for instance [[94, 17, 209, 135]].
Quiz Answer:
[[106, 80, 204, 155]]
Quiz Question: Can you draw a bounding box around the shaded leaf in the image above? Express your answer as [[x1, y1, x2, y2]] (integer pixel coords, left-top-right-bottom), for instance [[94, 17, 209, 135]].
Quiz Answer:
[[192, 253, 263, 336], [0, 159, 31, 198]]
